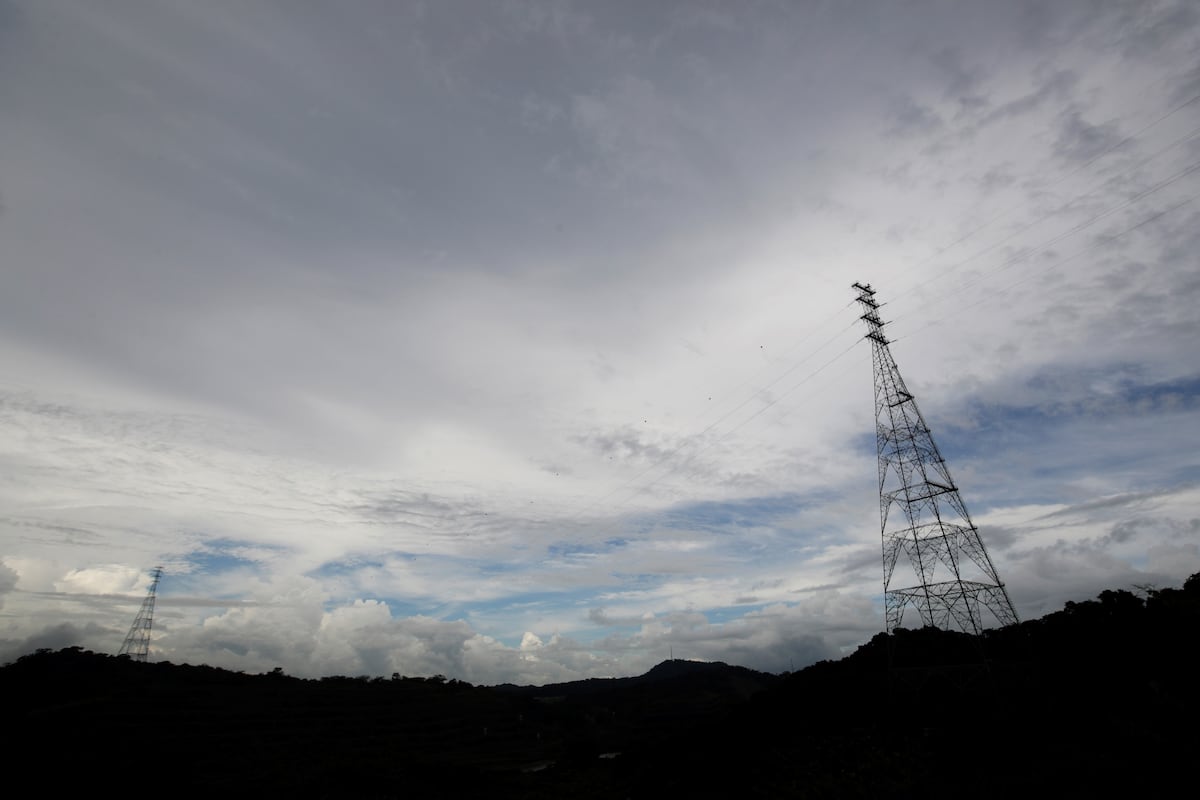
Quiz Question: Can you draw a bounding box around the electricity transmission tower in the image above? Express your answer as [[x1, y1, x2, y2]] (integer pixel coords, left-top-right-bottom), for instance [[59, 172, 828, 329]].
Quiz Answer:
[[852, 283, 1018, 634], [117, 566, 164, 662]]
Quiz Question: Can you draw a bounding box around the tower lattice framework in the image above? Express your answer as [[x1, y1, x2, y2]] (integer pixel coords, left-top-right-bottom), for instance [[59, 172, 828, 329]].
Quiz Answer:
[[853, 283, 1018, 634], [117, 566, 163, 662]]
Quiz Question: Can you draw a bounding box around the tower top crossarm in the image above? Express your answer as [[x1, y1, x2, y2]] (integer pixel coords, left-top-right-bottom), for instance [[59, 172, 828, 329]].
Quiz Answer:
[[853, 280, 889, 344], [117, 566, 163, 663]]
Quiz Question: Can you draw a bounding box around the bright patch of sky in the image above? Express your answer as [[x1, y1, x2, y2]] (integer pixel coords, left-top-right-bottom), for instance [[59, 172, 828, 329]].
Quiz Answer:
[[2, 0, 1199, 683]]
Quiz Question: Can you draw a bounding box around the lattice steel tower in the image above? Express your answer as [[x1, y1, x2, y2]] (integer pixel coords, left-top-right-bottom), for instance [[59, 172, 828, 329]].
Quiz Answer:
[[117, 566, 163, 662], [852, 283, 1018, 634]]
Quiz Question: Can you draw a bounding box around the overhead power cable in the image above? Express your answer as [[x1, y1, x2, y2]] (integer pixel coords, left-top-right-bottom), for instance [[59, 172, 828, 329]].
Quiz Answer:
[[892, 152, 1200, 325], [893, 89, 1200, 301], [568, 308, 860, 522], [894, 192, 1198, 344], [894, 121, 1200, 307]]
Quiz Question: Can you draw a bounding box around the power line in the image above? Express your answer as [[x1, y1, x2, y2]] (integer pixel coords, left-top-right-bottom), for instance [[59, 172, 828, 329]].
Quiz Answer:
[[894, 193, 1198, 344], [558, 332, 864, 538], [893, 122, 1200, 307], [618, 331, 862, 514], [893, 153, 1200, 325], [671, 336, 865, 488], [567, 304, 860, 521], [892, 89, 1200, 300]]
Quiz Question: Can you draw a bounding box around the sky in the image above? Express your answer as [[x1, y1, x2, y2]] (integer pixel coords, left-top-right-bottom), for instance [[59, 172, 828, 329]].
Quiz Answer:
[[1, 0, 1198, 685]]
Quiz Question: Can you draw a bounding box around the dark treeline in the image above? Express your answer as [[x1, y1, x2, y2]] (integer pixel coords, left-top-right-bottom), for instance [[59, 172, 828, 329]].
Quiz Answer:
[[4, 574, 1198, 797]]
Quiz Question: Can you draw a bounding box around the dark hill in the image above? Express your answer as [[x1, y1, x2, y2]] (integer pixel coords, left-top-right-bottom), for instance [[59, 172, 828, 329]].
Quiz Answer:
[[3, 573, 1198, 797], [494, 656, 774, 697]]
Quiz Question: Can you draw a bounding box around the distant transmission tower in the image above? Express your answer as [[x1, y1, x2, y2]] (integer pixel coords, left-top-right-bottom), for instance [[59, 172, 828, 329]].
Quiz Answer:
[[117, 566, 164, 662], [852, 283, 1018, 634]]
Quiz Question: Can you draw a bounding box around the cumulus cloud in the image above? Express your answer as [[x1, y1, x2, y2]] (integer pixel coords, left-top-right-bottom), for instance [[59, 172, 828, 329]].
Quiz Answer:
[[56, 564, 145, 595]]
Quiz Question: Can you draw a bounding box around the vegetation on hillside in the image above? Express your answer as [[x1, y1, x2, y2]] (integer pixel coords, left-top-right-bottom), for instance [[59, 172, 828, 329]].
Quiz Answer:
[[4, 573, 1197, 797]]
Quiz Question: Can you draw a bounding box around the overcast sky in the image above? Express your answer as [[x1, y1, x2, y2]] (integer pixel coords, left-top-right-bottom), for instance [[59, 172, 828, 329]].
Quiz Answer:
[[2, 0, 1198, 684]]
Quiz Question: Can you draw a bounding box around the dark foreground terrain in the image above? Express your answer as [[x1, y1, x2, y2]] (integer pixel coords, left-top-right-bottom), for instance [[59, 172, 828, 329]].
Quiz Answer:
[[5, 574, 1198, 798]]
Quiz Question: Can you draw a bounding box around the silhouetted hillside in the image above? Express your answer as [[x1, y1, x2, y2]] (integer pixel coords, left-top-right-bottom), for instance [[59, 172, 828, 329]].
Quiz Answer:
[[4, 573, 1198, 797], [627, 572, 1200, 797]]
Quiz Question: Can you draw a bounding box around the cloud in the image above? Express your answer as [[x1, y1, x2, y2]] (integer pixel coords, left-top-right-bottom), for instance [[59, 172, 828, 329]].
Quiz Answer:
[[0, 0, 1197, 684], [1114, 0, 1200, 58], [1053, 109, 1125, 165], [888, 96, 945, 138], [929, 47, 989, 110], [149, 584, 859, 683], [587, 607, 649, 627], [0, 622, 113, 665], [56, 564, 145, 595], [981, 69, 1079, 124], [0, 561, 16, 608]]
